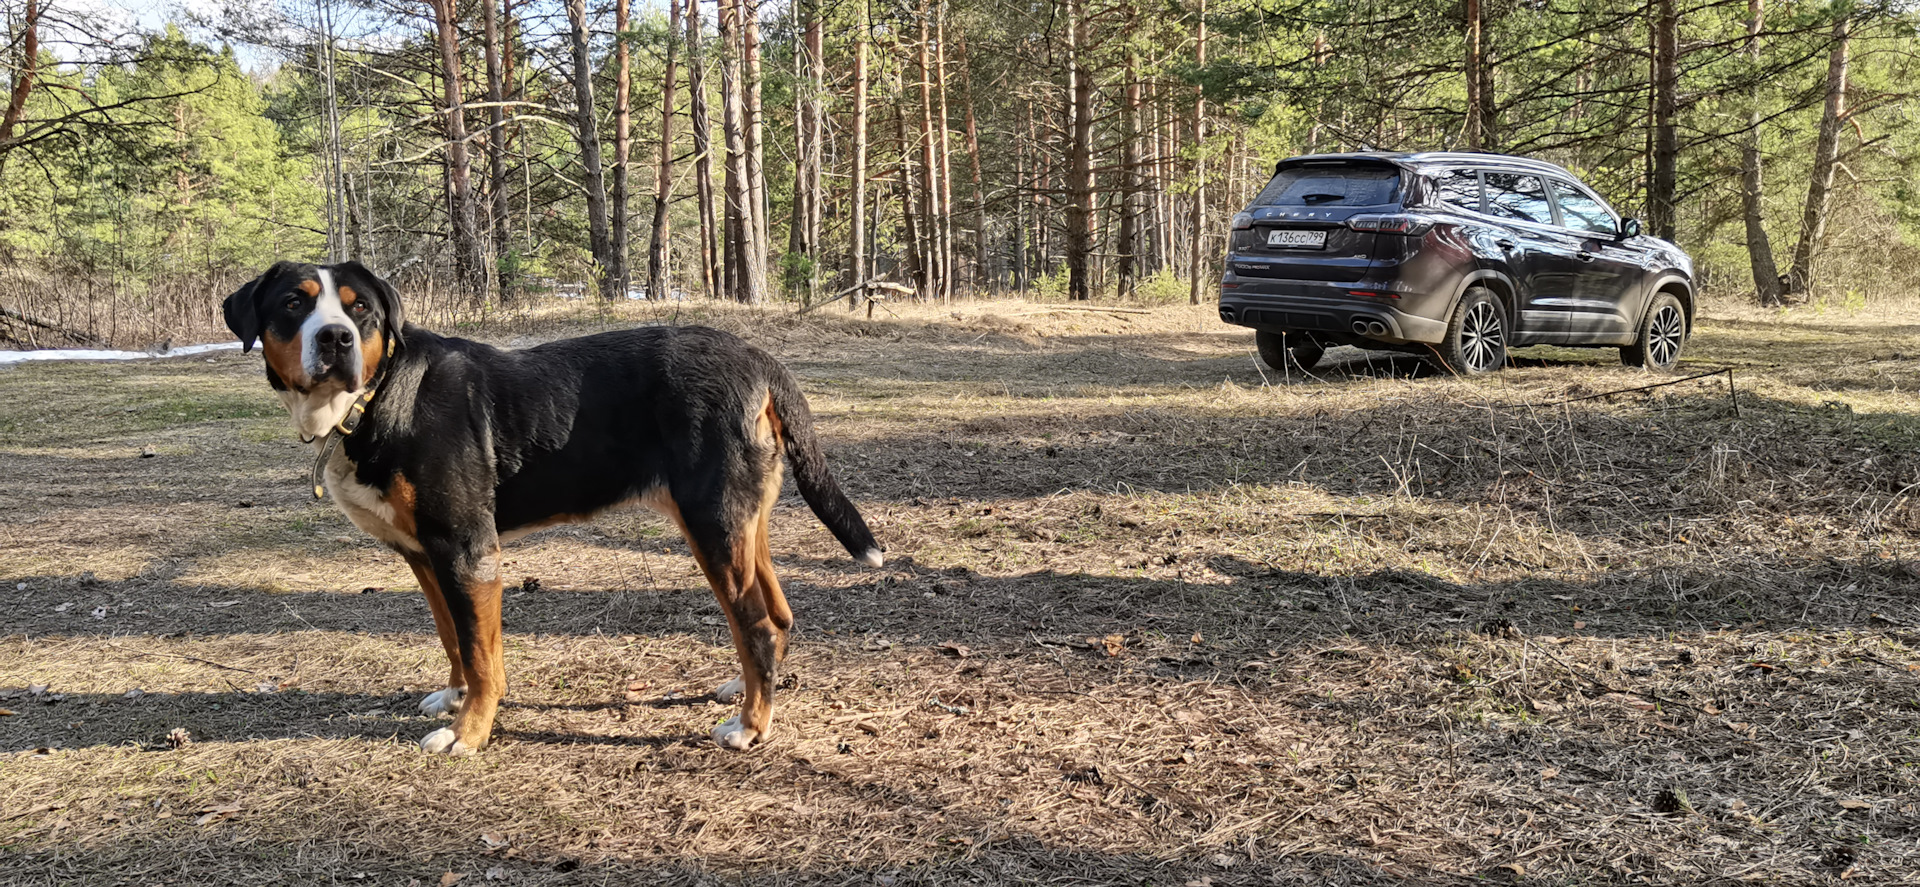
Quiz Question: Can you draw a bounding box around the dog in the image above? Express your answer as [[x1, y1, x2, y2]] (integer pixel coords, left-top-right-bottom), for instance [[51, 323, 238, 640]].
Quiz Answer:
[[222, 261, 882, 753]]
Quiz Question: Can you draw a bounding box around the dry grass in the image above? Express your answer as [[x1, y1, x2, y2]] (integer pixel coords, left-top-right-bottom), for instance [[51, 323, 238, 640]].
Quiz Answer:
[[2, 295, 1918, 885]]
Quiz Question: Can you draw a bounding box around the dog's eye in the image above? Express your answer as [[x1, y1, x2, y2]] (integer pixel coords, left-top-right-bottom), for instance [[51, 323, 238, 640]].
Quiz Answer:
[[285, 296, 303, 310], [351, 302, 369, 314]]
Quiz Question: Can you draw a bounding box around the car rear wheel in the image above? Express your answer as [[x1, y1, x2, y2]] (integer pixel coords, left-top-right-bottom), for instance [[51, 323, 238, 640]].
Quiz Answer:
[[1621, 292, 1687, 373], [1255, 330, 1325, 373], [1434, 287, 1507, 375]]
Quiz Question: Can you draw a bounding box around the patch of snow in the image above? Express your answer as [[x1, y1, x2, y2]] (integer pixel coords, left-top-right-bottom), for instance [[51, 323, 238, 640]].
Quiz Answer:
[[0, 342, 243, 365]]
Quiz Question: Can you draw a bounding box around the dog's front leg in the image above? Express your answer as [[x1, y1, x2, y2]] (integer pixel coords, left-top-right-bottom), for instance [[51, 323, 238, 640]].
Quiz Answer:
[[415, 531, 507, 755], [402, 552, 466, 718]]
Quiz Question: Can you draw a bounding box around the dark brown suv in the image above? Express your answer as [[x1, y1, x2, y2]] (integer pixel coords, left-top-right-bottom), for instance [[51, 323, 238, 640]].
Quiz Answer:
[[1217, 152, 1695, 375]]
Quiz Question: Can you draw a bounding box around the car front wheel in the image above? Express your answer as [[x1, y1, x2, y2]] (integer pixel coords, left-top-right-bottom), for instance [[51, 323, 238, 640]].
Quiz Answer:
[[1255, 330, 1325, 373], [1434, 287, 1507, 375], [1621, 292, 1687, 372]]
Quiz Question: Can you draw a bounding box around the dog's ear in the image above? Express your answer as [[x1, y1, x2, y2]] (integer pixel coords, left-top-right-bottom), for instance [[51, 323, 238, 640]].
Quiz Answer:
[[336, 260, 405, 348], [223, 262, 295, 354]]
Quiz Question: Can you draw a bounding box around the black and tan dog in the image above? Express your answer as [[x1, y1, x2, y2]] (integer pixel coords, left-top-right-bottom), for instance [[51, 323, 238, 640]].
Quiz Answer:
[[223, 261, 882, 753]]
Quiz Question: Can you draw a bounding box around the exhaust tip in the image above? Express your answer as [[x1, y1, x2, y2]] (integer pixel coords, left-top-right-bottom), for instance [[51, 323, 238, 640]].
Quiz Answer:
[[1219, 307, 1236, 322], [1369, 321, 1389, 336], [1351, 320, 1370, 335]]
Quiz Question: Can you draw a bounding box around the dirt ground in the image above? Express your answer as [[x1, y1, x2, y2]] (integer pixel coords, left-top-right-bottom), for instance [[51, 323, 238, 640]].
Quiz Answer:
[[2, 297, 1917, 885]]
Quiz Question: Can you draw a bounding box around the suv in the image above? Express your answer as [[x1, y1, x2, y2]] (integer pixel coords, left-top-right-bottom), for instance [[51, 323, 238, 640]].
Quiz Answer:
[[1217, 152, 1694, 375]]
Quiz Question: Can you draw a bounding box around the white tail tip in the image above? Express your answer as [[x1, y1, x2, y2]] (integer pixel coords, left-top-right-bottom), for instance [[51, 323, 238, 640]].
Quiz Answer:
[[859, 548, 884, 568]]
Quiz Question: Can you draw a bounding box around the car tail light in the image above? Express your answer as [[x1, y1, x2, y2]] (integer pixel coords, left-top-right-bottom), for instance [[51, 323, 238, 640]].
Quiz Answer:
[[1231, 212, 1254, 231], [1347, 213, 1434, 235], [1347, 289, 1399, 299]]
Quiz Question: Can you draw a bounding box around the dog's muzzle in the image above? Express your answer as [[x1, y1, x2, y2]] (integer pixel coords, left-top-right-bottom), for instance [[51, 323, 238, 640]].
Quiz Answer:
[[309, 324, 361, 384]]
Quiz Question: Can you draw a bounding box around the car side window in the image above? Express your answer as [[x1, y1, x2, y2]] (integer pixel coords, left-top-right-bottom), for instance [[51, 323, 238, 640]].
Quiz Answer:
[[1435, 170, 1480, 211], [1483, 173, 1554, 225], [1549, 179, 1616, 235]]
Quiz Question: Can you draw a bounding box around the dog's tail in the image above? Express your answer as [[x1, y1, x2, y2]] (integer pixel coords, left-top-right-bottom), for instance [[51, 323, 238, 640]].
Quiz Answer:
[[766, 367, 884, 568]]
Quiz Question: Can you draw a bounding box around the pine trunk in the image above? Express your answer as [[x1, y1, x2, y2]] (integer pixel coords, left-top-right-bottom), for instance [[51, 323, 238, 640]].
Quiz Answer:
[[610, 0, 632, 300], [934, 0, 954, 299], [646, 0, 681, 301], [849, 0, 870, 301], [1118, 49, 1141, 298], [914, 5, 941, 300], [1186, 0, 1208, 304], [428, 0, 489, 303], [1463, 0, 1483, 150], [565, 0, 615, 300], [1063, 0, 1093, 301], [482, 0, 511, 298], [1648, 0, 1678, 241], [1787, 13, 1850, 294], [1740, 0, 1782, 305], [742, 0, 769, 297], [686, 0, 720, 299], [955, 28, 989, 290]]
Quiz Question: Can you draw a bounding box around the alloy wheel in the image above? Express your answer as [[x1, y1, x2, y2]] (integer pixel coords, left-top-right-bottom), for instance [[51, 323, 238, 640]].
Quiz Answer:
[[1647, 303, 1684, 368], [1459, 300, 1505, 373]]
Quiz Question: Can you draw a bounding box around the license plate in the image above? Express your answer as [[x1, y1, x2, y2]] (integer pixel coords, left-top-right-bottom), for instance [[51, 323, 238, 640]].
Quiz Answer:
[[1266, 228, 1326, 248]]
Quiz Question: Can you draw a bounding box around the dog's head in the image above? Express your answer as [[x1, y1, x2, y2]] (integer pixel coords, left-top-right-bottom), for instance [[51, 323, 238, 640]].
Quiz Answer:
[[224, 261, 405, 394]]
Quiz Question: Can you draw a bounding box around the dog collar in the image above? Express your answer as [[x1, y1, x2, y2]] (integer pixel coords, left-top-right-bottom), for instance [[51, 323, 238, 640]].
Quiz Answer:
[[311, 339, 395, 500]]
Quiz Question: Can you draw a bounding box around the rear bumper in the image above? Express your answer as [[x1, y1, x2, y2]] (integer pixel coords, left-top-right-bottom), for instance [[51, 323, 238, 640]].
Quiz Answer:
[[1219, 278, 1448, 344]]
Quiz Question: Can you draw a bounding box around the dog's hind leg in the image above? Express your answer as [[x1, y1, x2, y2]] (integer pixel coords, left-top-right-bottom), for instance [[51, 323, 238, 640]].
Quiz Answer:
[[403, 553, 466, 718], [715, 504, 794, 705], [677, 505, 780, 750]]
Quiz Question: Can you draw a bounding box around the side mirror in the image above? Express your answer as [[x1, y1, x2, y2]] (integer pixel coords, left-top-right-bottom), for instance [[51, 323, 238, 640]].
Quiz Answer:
[[1616, 217, 1643, 240]]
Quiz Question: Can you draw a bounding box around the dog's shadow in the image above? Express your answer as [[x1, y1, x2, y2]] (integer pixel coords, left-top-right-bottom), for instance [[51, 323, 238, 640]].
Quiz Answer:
[[0, 687, 726, 754]]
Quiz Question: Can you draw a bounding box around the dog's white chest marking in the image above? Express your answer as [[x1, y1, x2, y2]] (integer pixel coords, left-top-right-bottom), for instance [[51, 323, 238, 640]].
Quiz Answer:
[[281, 388, 357, 441], [323, 445, 422, 553]]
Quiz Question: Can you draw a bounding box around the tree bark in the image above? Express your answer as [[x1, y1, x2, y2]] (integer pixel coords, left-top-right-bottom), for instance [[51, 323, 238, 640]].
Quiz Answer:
[[914, 2, 941, 300], [1186, 0, 1208, 304], [482, 0, 512, 298], [686, 0, 720, 299], [742, 0, 769, 296], [1787, 12, 1850, 294], [1648, 0, 1678, 241], [1118, 48, 1141, 298], [897, 103, 926, 292], [646, 0, 681, 301], [1740, 0, 1782, 305], [955, 27, 988, 290], [717, 0, 766, 302], [0, 0, 39, 154], [1463, 0, 1485, 150], [1063, 0, 1093, 301], [849, 0, 870, 301], [934, 0, 954, 299], [564, 0, 615, 300], [427, 0, 489, 303], [610, 0, 632, 299], [786, 0, 821, 302]]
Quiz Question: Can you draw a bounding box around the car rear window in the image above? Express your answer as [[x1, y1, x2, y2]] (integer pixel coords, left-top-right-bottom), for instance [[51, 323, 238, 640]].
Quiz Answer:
[[1251, 166, 1401, 207]]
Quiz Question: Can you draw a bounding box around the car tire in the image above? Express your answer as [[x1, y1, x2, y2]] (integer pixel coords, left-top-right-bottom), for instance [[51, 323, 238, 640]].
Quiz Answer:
[[1621, 292, 1687, 373], [1433, 287, 1507, 375], [1255, 330, 1325, 373]]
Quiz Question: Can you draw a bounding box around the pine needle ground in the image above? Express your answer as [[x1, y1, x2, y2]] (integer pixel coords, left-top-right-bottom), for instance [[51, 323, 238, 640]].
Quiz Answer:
[[2, 299, 1916, 885]]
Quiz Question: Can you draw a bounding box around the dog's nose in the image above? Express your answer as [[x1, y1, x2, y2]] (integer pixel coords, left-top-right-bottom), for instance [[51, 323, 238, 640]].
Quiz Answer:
[[315, 324, 355, 354]]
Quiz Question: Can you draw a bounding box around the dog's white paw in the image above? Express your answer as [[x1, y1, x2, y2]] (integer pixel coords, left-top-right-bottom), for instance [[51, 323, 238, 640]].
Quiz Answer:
[[710, 716, 758, 750], [713, 677, 745, 704], [419, 727, 471, 756], [419, 687, 465, 717]]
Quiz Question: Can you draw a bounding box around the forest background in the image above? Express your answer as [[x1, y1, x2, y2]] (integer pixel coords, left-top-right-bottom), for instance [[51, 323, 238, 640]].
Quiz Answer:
[[0, 0, 1916, 348]]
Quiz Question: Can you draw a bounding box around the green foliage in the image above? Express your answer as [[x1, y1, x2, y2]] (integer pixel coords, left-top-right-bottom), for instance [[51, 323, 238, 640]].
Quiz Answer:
[[1132, 268, 1189, 305], [0, 27, 323, 277]]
